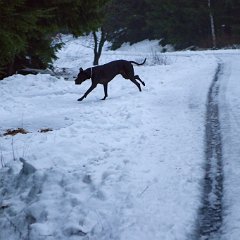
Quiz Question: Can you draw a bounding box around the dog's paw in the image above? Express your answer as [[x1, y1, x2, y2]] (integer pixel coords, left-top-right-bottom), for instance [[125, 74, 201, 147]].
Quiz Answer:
[[77, 97, 84, 101], [143, 82, 145, 86]]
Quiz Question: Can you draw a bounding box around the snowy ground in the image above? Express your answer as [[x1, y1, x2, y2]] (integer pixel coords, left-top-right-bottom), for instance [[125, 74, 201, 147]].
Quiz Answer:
[[0, 36, 240, 240], [218, 55, 240, 240]]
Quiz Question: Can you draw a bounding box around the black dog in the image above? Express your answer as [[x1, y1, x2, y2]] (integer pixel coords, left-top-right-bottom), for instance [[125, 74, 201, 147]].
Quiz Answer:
[[75, 58, 146, 101]]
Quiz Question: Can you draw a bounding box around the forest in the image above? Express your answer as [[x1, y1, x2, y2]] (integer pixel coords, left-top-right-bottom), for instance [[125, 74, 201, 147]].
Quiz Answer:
[[0, 0, 240, 79]]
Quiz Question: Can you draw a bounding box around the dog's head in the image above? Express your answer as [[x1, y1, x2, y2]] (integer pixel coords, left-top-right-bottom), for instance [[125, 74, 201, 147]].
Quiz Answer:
[[75, 68, 89, 85]]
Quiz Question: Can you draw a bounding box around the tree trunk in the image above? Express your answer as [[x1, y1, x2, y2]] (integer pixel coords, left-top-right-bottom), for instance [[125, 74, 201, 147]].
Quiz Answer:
[[93, 29, 107, 65], [7, 59, 16, 76], [208, 0, 217, 48]]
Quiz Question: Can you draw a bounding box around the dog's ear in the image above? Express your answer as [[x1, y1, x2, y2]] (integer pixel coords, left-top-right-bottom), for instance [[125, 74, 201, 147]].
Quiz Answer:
[[80, 67, 83, 72]]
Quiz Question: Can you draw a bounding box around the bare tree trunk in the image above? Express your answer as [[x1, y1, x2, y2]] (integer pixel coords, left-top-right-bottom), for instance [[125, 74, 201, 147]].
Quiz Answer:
[[208, 0, 217, 48], [93, 28, 107, 65], [7, 59, 15, 76]]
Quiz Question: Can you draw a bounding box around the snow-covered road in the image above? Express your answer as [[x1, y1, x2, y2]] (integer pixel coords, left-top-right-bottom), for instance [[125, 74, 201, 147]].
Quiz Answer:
[[0, 37, 240, 240], [218, 55, 240, 240]]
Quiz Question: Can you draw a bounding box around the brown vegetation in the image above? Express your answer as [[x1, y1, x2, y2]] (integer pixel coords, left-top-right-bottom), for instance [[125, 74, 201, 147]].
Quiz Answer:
[[2, 128, 53, 136], [3, 128, 29, 136]]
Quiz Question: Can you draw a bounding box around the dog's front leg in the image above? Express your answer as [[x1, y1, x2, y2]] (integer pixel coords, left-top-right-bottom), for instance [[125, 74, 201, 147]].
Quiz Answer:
[[78, 84, 97, 101], [101, 84, 108, 100]]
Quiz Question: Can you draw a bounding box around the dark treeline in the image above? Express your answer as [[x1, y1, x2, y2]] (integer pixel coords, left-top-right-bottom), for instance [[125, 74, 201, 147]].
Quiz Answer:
[[104, 0, 240, 50], [1, 0, 240, 79]]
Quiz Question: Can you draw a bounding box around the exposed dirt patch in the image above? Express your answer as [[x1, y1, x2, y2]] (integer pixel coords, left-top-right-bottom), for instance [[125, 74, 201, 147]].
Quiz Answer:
[[38, 128, 53, 133], [2, 128, 53, 136], [3, 128, 29, 136]]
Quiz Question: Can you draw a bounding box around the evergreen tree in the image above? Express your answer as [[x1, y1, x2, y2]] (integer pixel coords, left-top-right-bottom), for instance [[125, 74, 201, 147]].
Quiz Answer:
[[104, 0, 149, 49], [211, 0, 240, 47], [0, 0, 50, 76], [145, 0, 210, 49], [0, 0, 108, 79]]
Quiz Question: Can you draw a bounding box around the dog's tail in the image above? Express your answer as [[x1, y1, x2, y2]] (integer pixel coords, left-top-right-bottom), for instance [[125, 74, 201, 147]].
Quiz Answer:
[[129, 58, 146, 66]]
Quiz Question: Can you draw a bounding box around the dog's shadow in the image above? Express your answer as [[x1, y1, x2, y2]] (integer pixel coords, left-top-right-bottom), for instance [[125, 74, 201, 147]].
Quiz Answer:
[[77, 91, 139, 105]]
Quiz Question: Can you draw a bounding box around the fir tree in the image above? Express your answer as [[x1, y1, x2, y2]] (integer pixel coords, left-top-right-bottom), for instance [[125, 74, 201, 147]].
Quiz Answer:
[[0, 0, 109, 79]]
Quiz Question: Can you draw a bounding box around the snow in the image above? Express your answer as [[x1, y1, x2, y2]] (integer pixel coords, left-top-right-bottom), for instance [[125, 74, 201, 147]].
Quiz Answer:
[[0, 37, 240, 239], [117, 39, 174, 53], [218, 55, 240, 240]]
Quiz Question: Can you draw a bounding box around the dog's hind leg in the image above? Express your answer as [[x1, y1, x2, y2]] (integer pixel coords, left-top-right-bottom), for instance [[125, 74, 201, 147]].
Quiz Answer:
[[130, 78, 142, 92], [78, 84, 97, 101], [135, 75, 145, 86], [101, 84, 108, 100]]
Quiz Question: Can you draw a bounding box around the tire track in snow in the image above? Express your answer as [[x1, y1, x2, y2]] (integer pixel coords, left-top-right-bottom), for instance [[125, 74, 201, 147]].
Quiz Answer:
[[197, 62, 224, 239]]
